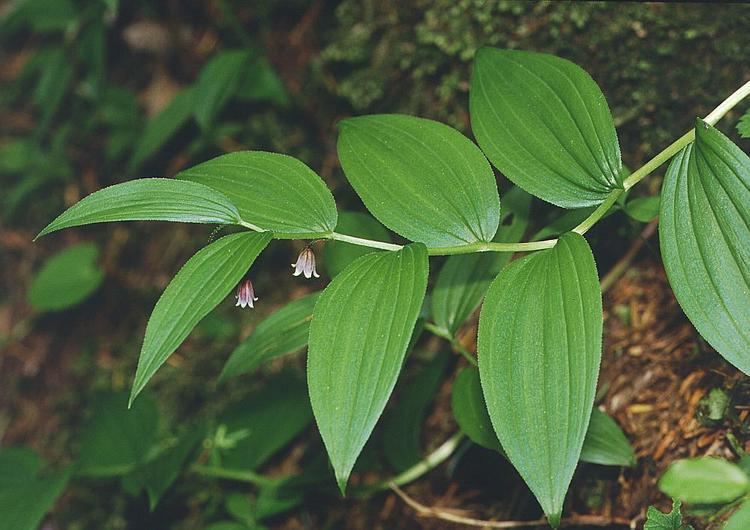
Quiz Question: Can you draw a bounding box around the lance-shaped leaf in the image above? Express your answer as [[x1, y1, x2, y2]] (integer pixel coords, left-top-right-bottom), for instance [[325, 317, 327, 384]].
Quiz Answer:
[[478, 232, 602, 527], [36, 178, 241, 239], [193, 50, 250, 130], [337, 114, 501, 247], [130, 231, 271, 404], [580, 408, 636, 467], [431, 186, 531, 333], [219, 292, 320, 381], [308, 244, 428, 492], [178, 151, 337, 239], [470, 48, 622, 208], [660, 120, 750, 375]]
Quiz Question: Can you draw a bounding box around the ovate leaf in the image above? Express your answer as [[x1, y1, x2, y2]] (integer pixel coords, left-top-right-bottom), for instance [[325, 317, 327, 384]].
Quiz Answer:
[[431, 186, 531, 333], [658, 458, 749, 504], [308, 244, 429, 491], [478, 232, 602, 526], [644, 499, 694, 530], [130, 232, 271, 404], [337, 114, 501, 247], [470, 48, 622, 208], [178, 151, 337, 238], [37, 178, 241, 238], [659, 120, 750, 374], [77, 392, 159, 476], [28, 243, 104, 311], [723, 500, 750, 530], [580, 408, 636, 467], [193, 50, 251, 130], [219, 292, 320, 381], [0, 448, 71, 530], [324, 211, 391, 277], [130, 87, 195, 171]]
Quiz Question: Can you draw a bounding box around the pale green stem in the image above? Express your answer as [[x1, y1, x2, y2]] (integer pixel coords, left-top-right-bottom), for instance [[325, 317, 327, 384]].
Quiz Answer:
[[424, 322, 478, 367], [354, 432, 465, 496], [238, 80, 750, 251], [190, 464, 281, 487]]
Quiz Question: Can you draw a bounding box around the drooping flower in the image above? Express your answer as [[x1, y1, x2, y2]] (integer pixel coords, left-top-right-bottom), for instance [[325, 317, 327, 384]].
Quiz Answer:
[[235, 278, 258, 309], [291, 246, 320, 279]]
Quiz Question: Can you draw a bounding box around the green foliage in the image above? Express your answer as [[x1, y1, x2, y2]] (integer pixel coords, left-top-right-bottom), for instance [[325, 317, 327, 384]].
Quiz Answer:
[[194, 50, 252, 130], [0, 448, 71, 530], [470, 48, 622, 208], [431, 186, 531, 333], [130, 88, 196, 171], [382, 352, 450, 471], [659, 120, 750, 374], [219, 292, 320, 381], [216, 371, 313, 471], [580, 409, 636, 467], [28, 242, 104, 311], [37, 178, 241, 238], [658, 458, 750, 505], [131, 232, 271, 404], [337, 114, 501, 247], [478, 232, 602, 526], [723, 501, 750, 530], [623, 195, 660, 223], [77, 392, 159, 476], [178, 151, 338, 238], [738, 110, 750, 139], [324, 211, 391, 277], [308, 244, 428, 492], [644, 499, 694, 530]]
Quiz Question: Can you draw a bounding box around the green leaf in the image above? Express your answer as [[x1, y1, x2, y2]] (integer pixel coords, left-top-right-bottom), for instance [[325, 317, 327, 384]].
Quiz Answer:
[[452, 366, 634, 468], [130, 87, 195, 170], [77, 392, 159, 476], [130, 232, 271, 404], [28, 243, 104, 311], [580, 408, 636, 467], [470, 48, 622, 208], [219, 292, 320, 382], [178, 151, 338, 238], [531, 207, 596, 241], [431, 186, 531, 333], [658, 458, 749, 504], [624, 195, 660, 223], [37, 178, 241, 238], [382, 352, 450, 471], [644, 499, 694, 530], [337, 114, 501, 247], [217, 371, 313, 471], [0, 448, 71, 530], [451, 366, 502, 451], [140, 426, 205, 510], [308, 244, 429, 492], [236, 56, 290, 107], [324, 211, 391, 277], [723, 500, 750, 530], [478, 232, 602, 526], [737, 110, 750, 139], [193, 50, 251, 130], [659, 120, 750, 374]]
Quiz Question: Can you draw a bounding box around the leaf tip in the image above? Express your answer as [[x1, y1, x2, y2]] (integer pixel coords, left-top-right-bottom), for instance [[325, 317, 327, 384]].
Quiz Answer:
[[336, 474, 349, 497], [547, 511, 562, 529]]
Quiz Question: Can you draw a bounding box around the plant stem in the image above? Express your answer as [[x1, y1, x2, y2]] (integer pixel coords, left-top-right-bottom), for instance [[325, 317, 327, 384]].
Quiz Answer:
[[238, 79, 750, 252], [190, 464, 282, 487], [424, 322, 478, 367], [354, 432, 464, 497]]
